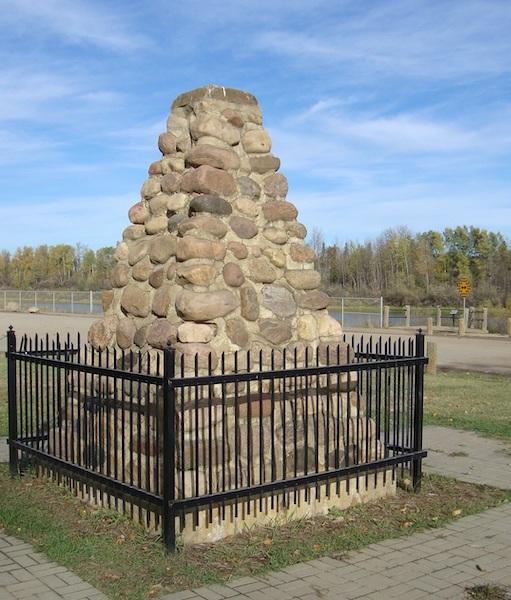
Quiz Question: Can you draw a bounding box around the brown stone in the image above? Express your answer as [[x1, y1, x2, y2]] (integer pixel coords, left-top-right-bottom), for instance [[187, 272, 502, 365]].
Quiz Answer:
[[286, 221, 307, 239], [145, 215, 168, 235], [262, 285, 296, 318], [222, 107, 245, 127], [148, 193, 169, 216], [227, 242, 248, 259], [141, 178, 161, 199], [259, 320, 292, 345], [176, 264, 217, 286], [120, 286, 150, 317], [238, 176, 261, 198], [134, 326, 148, 348], [296, 315, 317, 342], [152, 284, 173, 317], [176, 289, 236, 321], [298, 291, 331, 310], [240, 286, 259, 321], [229, 216, 258, 239], [160, 172, 182, 194], [262, 247, 286, 268], [147, 319, 178, 349], [110, 264, 129, 288], [182, 165, 236, 196], [102, 290, 114, 311], [149, 235, 177, 264], [189, 194, 233, 216], [233, 197, 259, 218], [249, 155, 280, 174], [148, 161, 163, 175], [263, 173, 288, 197], [290, 243, 316, 263], [148, 269, 164, 289], [128, 202, 149, 224], [114, 242, 129, 261], [189, 113, 240, 146], [223, 262, 244, 287], [88, 315, 119, 350], [263, 227, 288, 245], [226, 318, 249, 347], [177, 322, 214, 344], [263, 201, 298, 222], [318, 314, 343, 339], [178, 216, 228, 239], [185, 145, 240, 171], [176, 236, 226, 262], [122, 225, 146, 241], [317, 341, 351, 365], [246, 257, 277, 283], [132, 261, 152, 282], [242, 129, 271, 153], [285, 269, 322, 290], [174, 342, 219, 371], [158, 132, 177, 154], [116, 319, 137, 349], [172, 85, 258, 109]]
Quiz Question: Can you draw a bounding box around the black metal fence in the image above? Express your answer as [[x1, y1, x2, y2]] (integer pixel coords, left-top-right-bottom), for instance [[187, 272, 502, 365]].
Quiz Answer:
[[7, 328, 428, 552]]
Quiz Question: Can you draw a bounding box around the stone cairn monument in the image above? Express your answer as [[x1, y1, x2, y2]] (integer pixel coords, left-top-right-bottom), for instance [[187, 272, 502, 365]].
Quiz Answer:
[[80, 86, 392, 542]]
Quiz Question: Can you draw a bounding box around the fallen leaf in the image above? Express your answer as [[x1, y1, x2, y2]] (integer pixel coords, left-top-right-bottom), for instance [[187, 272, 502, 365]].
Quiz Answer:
[[312, 544, 322, 551], [452, 509, 462, 517]]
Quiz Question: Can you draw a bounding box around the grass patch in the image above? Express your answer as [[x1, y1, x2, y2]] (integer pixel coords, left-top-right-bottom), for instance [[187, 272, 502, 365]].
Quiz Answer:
[[466, 584, 511, 600], [0, 465, 510, 599], [424, 371, 511, 440]]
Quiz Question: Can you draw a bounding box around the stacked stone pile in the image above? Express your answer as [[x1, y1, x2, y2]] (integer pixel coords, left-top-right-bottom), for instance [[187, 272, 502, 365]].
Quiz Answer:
[[88, 85, 344, 370]]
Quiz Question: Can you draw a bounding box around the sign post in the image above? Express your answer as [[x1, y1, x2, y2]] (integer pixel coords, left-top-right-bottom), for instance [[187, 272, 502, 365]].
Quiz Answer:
[[457, 278, 471, 327]]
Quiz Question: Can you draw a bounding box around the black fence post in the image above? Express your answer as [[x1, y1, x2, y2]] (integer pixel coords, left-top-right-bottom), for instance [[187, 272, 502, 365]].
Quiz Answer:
[[411, 329, 426, 491], [7, 327, 19, 476], [163, 343, 176, 552]]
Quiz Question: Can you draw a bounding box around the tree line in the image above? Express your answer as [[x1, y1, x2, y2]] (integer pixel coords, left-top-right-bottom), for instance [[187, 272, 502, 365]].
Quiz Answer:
[[308, 225, 511, 308], [0, 225, 510, 308], [0, 244, 115, 291]]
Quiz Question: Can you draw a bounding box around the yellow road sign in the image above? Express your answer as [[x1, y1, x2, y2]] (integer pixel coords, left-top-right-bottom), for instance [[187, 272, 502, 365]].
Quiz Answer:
[[457, 278, 471, 297]]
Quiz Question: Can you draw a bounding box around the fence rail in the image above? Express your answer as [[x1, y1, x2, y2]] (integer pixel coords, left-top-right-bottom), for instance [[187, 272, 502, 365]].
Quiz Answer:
[[1, 290, 103, 314], [7, 328, 427, 552]]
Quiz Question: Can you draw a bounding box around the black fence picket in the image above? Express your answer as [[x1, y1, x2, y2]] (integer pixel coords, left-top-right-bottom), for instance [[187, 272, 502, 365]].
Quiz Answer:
[[7, 328, 428, 552]]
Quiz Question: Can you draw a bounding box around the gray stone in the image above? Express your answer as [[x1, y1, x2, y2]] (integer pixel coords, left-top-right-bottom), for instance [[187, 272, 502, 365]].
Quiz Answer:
[[168, 214, 187, 232], [189, 194, 233, 216], [122, 225, 146, 241], [238, 176, 261, 198], [145, 215, 168, 235], [141, 178, 162, 199], [233, 197, 260, 218], [171, 85, 258, 109], [148, 193, 169, 216], [176, 289, 236, 321], [132, 261, 152, 282], [240, 286, 259, 321], [167, 192, 188, 212], [189, 113, 240, 146], [263, 227, 289, 245], [128, 239, 150, 266], [262, 285, 296, 318], [229, 216, 258, 239]]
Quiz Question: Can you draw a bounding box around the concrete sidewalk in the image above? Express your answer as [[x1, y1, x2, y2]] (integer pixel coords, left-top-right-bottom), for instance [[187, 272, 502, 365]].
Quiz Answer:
[[2, 426, 511, 599]]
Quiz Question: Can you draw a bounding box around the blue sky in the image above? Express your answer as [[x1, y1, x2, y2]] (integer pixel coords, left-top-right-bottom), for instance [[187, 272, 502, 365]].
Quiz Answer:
[[1, 0, 510, 253]]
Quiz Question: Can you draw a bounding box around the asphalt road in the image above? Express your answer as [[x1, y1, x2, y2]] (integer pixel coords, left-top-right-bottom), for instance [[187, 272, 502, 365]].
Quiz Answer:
[[1, 311, 510, 374]]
